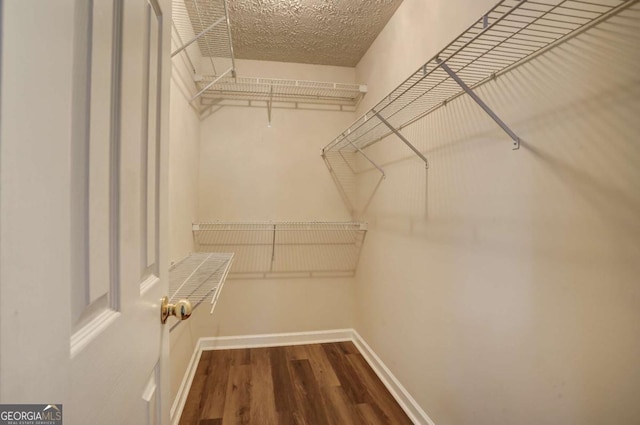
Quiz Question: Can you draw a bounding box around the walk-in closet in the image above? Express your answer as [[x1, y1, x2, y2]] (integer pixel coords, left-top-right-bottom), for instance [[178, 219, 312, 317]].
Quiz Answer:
[[163, 0, 640, 423], [1, 0, 638, 424]]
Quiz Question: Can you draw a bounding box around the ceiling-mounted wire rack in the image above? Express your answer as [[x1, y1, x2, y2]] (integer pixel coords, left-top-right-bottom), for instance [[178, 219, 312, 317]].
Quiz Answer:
[[168, 252, 234, 330], [171, 0, 236, 102], [192, 222, 368, 279], [197, 76, 367, 122], [171, 1, 368, 118], [323, 0, 637, 159], [172, 0, 233, 58], [198, 76, 367, 108]]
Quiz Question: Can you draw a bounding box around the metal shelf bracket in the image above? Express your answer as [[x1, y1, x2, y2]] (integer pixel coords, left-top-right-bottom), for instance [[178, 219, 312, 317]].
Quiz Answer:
[[324, 0, 633, 156], [172, 0, 237, 109], [267, 85, 273, 126], [190, 67, 234, 102], [436, 58, 520, 150], [171, 15, 225, 58], [373, 111, 429, 168], [345, 136, 386, 178]]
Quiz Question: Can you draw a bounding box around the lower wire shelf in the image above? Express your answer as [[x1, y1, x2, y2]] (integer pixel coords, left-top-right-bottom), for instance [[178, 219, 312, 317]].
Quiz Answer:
[[168, 252, 234, 330], [192, 221, 368, 279]]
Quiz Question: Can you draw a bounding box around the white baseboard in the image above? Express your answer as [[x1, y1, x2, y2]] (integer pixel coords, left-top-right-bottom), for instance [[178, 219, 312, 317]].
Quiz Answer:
[[170, 328, 434, 425], [351, 330, 435, 425], [199, 328, 353, 351], [169, 341, 203, 425]]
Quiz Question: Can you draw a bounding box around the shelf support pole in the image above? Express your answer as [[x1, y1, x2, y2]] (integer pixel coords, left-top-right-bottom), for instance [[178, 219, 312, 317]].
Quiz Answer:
[[190, 67, 233, 102], [171, 16, 225, 58], [222, 0, 237, 77], [437, 59, 520, 150], [270, 224, 276, 272], [373, 111, 429, 168], [344, 137, 386, 178], [267, 85, 273, 126]]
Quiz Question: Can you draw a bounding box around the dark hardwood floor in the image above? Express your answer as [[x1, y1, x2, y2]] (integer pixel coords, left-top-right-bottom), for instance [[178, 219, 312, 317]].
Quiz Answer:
[[178, 342, 413, 425]]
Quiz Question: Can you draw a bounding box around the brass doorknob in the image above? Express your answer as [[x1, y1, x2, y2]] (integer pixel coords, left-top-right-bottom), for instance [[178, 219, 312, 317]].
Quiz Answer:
[[161, 296, 192, 324]]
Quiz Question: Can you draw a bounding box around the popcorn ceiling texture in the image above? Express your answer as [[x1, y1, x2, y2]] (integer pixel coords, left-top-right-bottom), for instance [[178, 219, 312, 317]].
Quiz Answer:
[[227, 0, 404, 67]]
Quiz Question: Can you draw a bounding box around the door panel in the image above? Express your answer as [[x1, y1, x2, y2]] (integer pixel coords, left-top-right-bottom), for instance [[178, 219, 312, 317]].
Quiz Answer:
[[142, 0, 163, 285], [71, 0, 121, 339], [143, 363, 162, 425], [87, 0, 117, 307], [0, 0, 172, 423], [0, 0, 77, 404]]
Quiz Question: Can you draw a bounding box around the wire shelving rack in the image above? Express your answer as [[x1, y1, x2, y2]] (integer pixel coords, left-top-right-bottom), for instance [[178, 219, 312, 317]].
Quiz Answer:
[[322, 0, 638, 158], [168, 252, 234, 330], [198, 76, 367, 108], [172, 0, 236, 108], [192, 222, 368, 279], [171, 0, 367, 117]]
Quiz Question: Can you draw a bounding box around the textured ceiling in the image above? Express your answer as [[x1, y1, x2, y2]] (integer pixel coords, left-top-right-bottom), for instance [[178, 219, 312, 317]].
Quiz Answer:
[[227, 0, 404, 67]]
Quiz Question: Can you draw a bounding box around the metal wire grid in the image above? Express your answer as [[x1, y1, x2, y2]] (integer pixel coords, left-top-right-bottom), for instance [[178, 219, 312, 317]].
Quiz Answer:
[[322, 151, 358, 213], [324, 0, 634, 153], [172, 0, 232, 59], [197, 76, 367, 107], [192, 222, 367, 277], [168, 252, 234, 323]]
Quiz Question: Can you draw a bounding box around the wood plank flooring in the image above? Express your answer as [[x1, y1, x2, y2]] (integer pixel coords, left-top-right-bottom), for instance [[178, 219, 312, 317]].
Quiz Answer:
[[178, 342, 413, 425]]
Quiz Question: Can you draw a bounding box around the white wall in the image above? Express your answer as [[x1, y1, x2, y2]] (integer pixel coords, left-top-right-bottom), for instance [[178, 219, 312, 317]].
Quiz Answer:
[[169, 59, 361, 406], [187, 276, 355, 341], [198, 59, 357, 221], [192, 59, 358, 339], [168, 44, 202, 403], [353, 1, 640, 424], [168, 78, 200, 263]]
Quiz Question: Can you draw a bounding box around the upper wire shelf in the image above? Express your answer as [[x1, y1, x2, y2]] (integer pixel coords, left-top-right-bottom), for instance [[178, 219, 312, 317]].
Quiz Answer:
[[168, 252, 234, 330], [172, 0, 233, 57], [323, 0, 637, 153], [172, 0, 368, 117], [192, 222, 368, 279], [171, 0, 236, 106], [197, 76, 368, 109]]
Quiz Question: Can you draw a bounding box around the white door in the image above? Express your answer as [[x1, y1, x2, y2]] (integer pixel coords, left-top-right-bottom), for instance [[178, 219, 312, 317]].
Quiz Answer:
[[0, 0, 173, 424]]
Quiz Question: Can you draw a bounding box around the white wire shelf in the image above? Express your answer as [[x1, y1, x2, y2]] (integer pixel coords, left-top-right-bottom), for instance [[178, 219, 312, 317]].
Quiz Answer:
[[172, 1, 367, 116], [192, 222, 368, 279], [323, 0, 637, 154], [168, 252, 234, 330], [172, 0, 236, 106], [172, 0, 234, 60], [197, 76, 368, 108]]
